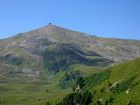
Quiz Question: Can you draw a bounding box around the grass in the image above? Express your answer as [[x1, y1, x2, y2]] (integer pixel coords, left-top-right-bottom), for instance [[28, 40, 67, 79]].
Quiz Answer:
[[0, 58, 140, 105], [89, 58, 140, 105], [0, 71, 72, 105], [54, 58, 140, 105]]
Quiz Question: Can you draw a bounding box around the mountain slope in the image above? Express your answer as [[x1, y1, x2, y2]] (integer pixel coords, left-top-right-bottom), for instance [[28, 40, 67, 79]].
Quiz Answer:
[[57, 58, 140, 105], [1, 23, 140, 62], [0, 23, 140, 81], [0, 57, 140, 105]]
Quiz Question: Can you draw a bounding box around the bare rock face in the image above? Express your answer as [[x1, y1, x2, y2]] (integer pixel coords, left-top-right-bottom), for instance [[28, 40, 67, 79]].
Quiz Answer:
[[0, 23, 140, 81]]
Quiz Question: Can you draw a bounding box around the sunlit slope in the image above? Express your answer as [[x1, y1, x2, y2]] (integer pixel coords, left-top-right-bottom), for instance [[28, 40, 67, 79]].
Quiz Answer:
[[89, 58, 140, 105]]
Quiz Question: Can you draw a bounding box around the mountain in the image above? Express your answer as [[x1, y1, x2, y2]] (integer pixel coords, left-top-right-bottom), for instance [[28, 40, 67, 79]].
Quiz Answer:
[[0, 23, 140, 82], [0, 23, 140, 105]]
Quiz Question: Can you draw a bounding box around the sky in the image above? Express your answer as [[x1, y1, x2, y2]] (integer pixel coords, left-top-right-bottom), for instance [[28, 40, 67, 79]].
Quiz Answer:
[[0, 0, 140, 40]]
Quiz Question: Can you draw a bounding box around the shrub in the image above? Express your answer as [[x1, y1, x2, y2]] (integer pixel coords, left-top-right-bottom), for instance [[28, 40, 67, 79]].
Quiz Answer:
[[110, 76, 136, 93], [59, 71, 82, 89], [76, 77, 85, 89], [84, 70, 110, 89], [57, 91, 92, 105]]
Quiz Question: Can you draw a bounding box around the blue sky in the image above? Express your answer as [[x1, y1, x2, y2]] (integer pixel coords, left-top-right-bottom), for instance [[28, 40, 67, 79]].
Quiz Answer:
[[0, 0, 140, 39]]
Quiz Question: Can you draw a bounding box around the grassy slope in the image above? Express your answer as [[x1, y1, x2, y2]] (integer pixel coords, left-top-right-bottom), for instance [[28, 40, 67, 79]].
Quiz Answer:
[[0, 58, 140, 105], [0, 64, 98, 105], [0, 71, 72, 105], [90, 58, 140, 105]]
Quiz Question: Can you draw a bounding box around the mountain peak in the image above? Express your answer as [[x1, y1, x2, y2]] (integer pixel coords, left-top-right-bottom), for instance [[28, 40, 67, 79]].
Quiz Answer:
[[45, 22, 57, 28], [48, 22, 52, 25], [35, 23, 62, 35], [47, 22, 55, 28]]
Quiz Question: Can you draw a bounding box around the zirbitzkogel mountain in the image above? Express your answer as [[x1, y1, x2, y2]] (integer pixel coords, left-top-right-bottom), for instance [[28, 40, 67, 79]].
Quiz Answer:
[[0, 23, 140, 82]]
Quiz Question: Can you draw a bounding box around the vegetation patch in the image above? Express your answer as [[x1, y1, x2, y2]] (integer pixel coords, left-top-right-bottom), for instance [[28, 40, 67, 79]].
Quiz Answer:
[[56, 90, 92, 105], [0, 54, 23, 65], [59, 71, 83, 89], [83, 70, 110, 89], [41, 43, 112, 72], [109, 76, 136, 93]]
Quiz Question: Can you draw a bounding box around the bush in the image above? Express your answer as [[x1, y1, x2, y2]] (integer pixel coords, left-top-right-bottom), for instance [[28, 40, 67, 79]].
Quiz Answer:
[[59, 71, 82, 89], [57, 91, 92, 105], [84, 70, 110, 89], [76, 77, 85, 89], [110, 76, 136, 93]]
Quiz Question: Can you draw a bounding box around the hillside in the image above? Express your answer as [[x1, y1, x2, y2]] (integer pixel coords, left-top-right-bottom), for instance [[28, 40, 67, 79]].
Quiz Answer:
[[56, 58, 140, 105], [0, 23, 140, 82], [0, 57, 140, 105]]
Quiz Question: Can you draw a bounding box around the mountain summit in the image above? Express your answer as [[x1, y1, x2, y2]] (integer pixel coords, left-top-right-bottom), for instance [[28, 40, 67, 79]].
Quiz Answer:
[[2, 23, 140, 61], [0, 24, 140, 81]]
